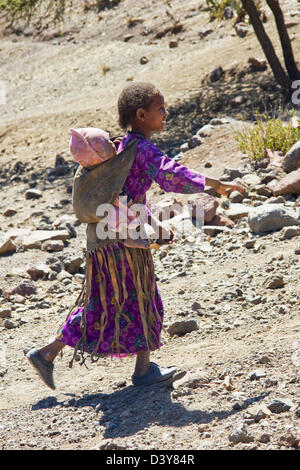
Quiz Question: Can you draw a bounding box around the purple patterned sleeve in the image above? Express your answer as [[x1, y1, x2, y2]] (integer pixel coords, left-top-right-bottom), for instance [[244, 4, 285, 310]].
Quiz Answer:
[[139, 143, 206, 194]]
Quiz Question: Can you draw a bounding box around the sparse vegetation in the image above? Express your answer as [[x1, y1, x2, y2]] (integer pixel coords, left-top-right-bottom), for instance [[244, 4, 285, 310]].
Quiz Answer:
[[235, 108, 300, 160], [0, 0, 66, 26], [204, 0, 262, 21]]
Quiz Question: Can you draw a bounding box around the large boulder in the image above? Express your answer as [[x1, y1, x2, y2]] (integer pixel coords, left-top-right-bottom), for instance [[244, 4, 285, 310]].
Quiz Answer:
[[282, 141, 300, 173], [248, 204, 300, 233], [269, 168, 300, 195]]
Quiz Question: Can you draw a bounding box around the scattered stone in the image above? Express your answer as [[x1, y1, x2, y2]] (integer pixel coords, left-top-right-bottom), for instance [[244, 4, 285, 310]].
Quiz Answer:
[[27, 264, 51, 281], [172, 369, 210, 390], [210, 214, 235, 228], [210, 66, 224, 82], [25, 189, 42, 200], [248, 57, 267, 71], [242, 174, 261, 186], [41, 239, 65, 252], [63, 255, 84, 274], [187, 135, 203, 149], [235, 22, 251, 38], [248, 204, 300, 233], [244, 239, 256, 249], [265, 274, 284, 289], [249, 369, 266, 380], [278, 430, 300, 448], [228, 423, 254, 444], [0, 232, 16, 255], [258, 433, 271, 444], [3, 208, 17, 217], [97, 439, 127, 450], [291, 349, 300, 367], [198, 28, 213, 39], [56, 270, 73, 281], [282, 141, 300, 173], [0, 308, 12, 319], [266, 398, 294, 414], [9, 281, 37, 297], [278, 225, 300, 240], [229, 191, 244, 203], [226, 203, 250, 221], [4, 319, 17, 329], [180, 142, 189, 152], [224, 6, 234, 19], [169, 40, 178, 48], [270, 167, 300, 195], [188, 193, 218, 223], [15, 230, 70, 249], [196, 124, 214, 138], [167, 319, 199, 336]]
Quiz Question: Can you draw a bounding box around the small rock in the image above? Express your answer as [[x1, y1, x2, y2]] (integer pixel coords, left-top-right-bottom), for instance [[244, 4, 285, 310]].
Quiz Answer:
[[235, 22, 251, 38], [265, 274, 284, 289], [25, 189, 42, 200], [226, 203, 250, 220], [173, 369, 210, 390], [4, 319, 17, 329], [278, 226, 300, 240], [229, 191, 244, 203], [0, 308, 12, 319], [248, 57, 267, 71], [180, 142, 189, 153], [249, 369, 266, 380], [291, 349, 300, 367], [167, 319, 199, 336], [258, 433, 271, 444], [229, 423, 254, 444], [41, 239, 64, 252], [266, 398, 294, 414], [282, 141, 300, 173], [210, 66, 224, 82], [140, 56, 149, 64], [196, 124, 214, 138], [169, 40, 178, 48], [188, 135, 203, 149], [27, 264, 50, 281], [224, 6, 234, 19], [198, 28, 213, 39], [3, 208, 17, 217], [9, 281, 37, 297], [0, 232, 16, 255], [97, 439, 127, 450]]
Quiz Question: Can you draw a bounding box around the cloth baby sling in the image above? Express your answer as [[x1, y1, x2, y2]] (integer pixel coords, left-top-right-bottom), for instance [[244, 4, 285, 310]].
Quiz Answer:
[[61, 138, 161, 366]]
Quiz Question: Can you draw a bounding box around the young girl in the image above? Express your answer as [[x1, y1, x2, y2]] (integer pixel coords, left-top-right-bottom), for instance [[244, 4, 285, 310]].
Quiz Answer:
[[26, 81, 245, 390]]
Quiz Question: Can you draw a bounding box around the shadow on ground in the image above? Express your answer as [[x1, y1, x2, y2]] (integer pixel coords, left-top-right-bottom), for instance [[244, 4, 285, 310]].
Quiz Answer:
[[31, 384, 271, 438]]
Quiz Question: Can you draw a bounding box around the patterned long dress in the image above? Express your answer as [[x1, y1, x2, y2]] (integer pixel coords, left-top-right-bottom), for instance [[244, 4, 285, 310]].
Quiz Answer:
[[56, 132, 206, 364]]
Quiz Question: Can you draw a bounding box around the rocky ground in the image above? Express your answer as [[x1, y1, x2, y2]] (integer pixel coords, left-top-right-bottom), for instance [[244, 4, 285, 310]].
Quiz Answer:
[[0, 0, 300, 451]]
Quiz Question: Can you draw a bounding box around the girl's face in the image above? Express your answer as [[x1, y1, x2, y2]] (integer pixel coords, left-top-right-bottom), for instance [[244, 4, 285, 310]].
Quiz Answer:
[[137, 93, 168, 134]]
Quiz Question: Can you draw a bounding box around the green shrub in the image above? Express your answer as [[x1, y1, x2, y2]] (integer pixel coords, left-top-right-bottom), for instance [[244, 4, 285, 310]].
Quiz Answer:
[[0, 0, 66, 26], [204, 0, 261, 21], [234, 109, 300, 161]]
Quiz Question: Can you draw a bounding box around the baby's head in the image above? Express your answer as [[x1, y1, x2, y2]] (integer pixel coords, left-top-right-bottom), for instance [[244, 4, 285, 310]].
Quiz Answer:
[[69, 127, 116, 167]]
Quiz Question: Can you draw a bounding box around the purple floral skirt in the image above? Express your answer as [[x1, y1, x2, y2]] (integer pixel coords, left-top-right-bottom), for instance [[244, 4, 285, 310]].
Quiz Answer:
[[56, 243, 164, 360]]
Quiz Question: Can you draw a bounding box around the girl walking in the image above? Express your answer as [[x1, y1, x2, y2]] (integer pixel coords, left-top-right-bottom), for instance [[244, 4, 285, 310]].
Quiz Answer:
[[26, 82, 245, 390]]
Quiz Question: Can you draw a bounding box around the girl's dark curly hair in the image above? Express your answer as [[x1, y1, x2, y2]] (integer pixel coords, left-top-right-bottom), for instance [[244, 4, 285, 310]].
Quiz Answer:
[[117, 81, 160, 130]]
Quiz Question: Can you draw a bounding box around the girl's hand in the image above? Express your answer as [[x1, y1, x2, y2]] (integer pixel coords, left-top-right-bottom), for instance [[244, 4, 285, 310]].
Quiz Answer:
[[215, 181, 246, 197]]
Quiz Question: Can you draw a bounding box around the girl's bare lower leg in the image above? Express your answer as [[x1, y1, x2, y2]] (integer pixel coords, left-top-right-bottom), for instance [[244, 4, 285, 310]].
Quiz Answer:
[[38, 340, 66, 362], [134, 350, 150, 376]]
